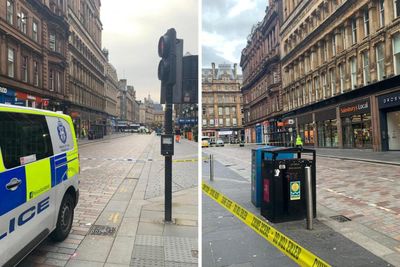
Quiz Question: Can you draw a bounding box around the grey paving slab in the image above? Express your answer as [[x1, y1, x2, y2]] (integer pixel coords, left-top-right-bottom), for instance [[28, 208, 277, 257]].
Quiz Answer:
[[134, 235, 164, 246], [72, 236, 114, 262], [107, 236, 136, 265], [163, 224, 197, 238], [103, 200, 129, 213], [66, 259, 105, 267], [164, 262, 197, 267], [130, 259, 164, 267], [118, 217, 139, 237], [137, 222, 164, 235], [132, 245, 164, 261]]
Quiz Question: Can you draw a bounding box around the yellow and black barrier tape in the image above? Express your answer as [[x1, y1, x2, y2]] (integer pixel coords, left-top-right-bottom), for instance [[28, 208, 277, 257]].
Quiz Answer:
[[202, 182, 331, 267], [173, 156, 209, 163]]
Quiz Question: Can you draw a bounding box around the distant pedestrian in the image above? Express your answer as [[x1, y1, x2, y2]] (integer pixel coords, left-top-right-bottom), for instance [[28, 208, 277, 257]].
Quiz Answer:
[[175, 129, 181, 143], [296, 135, 303, 148]]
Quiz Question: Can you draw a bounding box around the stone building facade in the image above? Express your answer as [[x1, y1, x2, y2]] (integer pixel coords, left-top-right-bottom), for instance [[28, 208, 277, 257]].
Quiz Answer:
[[240, 0, 283, 144], [202, 63, 243, 143], [279, 0, 400, 151], [67, 0, 107, 138], [117, 79, 136, 125], [0, 0, 69, 110], [103, 49, 118, 134]]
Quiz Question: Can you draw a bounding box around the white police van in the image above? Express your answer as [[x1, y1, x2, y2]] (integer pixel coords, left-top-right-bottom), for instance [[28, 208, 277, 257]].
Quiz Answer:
[[0, 104, 80, 266]]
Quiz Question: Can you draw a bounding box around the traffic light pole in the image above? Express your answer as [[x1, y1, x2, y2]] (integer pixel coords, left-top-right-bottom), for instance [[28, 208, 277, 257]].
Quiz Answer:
[[164, 84, 173, 222]]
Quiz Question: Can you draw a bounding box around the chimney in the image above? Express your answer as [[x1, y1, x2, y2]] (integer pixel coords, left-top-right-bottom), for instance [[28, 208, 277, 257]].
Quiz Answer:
[[211, 62, 215, 79], [233, 63, 237, 79]]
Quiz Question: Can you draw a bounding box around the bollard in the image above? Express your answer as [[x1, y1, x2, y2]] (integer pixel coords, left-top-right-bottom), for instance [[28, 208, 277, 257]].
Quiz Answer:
[[305, 166, 313, 230], [210, 154, 214, 181]]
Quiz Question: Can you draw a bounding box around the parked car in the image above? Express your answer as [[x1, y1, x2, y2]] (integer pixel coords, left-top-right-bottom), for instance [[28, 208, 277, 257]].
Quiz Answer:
[[202, 136, 210, 148], [216, 139, 225, 147]]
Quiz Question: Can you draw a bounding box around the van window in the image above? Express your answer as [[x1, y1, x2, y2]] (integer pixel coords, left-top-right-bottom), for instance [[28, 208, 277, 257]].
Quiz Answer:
[[0, 112, 54, 169]]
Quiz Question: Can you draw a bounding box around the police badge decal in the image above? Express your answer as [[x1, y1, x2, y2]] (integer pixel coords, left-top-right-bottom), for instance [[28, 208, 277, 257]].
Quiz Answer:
[[57, 120, 67, 144]]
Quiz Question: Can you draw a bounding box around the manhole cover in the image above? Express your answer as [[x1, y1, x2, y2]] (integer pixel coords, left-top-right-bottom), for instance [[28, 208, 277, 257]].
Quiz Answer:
[[191, 249, 198, 258], [89, 225, 117, 236], [330, 215, 351, 223]]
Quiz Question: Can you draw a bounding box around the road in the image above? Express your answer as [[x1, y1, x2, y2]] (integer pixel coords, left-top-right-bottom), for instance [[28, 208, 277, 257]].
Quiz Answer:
[[19, 133, 198, 266], [202, 144, 400, 266]]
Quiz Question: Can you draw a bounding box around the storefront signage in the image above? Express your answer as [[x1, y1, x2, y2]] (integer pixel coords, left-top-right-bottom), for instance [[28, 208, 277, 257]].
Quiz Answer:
[[340, 99, 370, 117], [42, 99, 50, 107], [378, 91, 400, 109], [0, 87, 8, 94]]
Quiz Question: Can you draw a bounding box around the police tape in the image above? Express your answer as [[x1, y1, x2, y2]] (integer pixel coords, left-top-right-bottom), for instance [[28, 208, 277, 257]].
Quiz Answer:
[[172, 156, 209, 163], [202, 182, 331, 267]]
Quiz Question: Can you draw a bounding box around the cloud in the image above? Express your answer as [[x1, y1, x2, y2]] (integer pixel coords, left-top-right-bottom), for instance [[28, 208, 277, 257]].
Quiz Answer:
[[101, 0, 198, 101], [201, 0, 266, 68]]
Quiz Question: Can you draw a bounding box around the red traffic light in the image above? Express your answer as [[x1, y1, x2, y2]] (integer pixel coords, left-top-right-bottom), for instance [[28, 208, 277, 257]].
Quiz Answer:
[[158, 35, 170, 59]]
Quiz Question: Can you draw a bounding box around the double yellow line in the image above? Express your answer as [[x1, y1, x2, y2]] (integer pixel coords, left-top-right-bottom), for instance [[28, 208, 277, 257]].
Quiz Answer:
[[202, 182, 331, 267]]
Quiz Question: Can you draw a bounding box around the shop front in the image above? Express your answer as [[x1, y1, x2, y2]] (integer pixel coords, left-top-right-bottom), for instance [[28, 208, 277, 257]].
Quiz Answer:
[[0, 86, 15, 104], [255, 124, 263, 143], [15, 91, 42, 108], [315, 108, 338, 148], [378, 90, 400, 151], [297, 114, 314, 146], [340, 99, 372, 149]]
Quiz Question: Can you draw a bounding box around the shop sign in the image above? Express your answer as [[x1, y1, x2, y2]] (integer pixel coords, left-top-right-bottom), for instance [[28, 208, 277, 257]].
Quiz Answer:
[[70, 111, 80, 118], [288, 119, 295, 125], [0, 87, 8, 94], [378, 91, 400, 109], [340, 99, 370, 117], [42, 99, 50, 107]]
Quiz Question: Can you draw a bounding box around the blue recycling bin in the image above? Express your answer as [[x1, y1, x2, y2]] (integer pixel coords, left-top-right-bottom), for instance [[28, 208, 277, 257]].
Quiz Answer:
[[251, 146, 294, 207]]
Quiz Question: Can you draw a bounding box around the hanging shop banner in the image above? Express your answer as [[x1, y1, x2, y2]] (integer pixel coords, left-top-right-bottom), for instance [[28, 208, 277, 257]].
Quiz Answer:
[[339, 99, 370, 117], [378, 90, 400, 109]]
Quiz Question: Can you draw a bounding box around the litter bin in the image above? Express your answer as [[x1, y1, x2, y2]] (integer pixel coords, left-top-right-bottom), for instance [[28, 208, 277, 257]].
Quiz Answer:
[[260, 147, 316, 223], [251, 146, 294, 207]]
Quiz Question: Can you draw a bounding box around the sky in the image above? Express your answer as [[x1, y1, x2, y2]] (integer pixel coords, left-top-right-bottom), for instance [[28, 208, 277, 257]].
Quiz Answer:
[[101, 0, 198, 102], [202, 0, 266, 70]]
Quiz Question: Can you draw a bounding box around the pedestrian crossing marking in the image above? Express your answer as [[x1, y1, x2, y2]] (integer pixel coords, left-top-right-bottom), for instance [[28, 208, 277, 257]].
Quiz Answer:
[[202, 182, 331, 267]]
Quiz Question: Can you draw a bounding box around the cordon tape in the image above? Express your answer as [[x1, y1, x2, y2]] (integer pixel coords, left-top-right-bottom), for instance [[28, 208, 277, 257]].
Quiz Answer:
[[202, 182, 331, 267]]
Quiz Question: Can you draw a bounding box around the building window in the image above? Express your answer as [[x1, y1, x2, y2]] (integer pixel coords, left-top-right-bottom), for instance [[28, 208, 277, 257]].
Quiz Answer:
[[202, 107, 206, 115], [395, 0, 400, 18], [7, 0, 14, 25], [232, 118, 237, 126], [341, 27, 346, 50], [329, 69, 336, 97], [33, 60, 39, 86], [314, 77, 319, 102], [322, 41, 327, 62], [376, 43, 385, 80], [226, 118, 231, 126], [332, 35, 336, 56], [7, 48, 14, 78], [339, 63, 345, 93], [202, 119, 207, 126], [350, 57, 357, 89], [219, 118, 223, 126], [379, 0, 385, 27], [394, 34, 400, 75], [22, 56, 28, 82], [208, 107, 214, 115], [351, 18, 357, 44], [19, 12, 27, 34], [56, 71, 61, 92], [49, 69, 54, 91], [49, 33, 56, 51], [322, 73, 327, 99], [32, 22, 38, 42], [363, 9, 370, 37], [225, 107, 230, 115], [218, 107, 223, 115], [308, 81, 312, 103], [362, 51, 370, 84], [209, 119, 214, 126]]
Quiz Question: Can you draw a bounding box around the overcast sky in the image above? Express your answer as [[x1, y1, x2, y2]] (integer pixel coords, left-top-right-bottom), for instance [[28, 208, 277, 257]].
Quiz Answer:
[[202, 0, 266, 70], [101, 0, 198, 102]]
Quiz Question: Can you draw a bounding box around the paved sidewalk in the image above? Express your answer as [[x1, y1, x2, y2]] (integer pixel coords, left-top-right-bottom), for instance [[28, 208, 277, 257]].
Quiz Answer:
[[77, 132, 134, 146], [202, 158, 393, 267]]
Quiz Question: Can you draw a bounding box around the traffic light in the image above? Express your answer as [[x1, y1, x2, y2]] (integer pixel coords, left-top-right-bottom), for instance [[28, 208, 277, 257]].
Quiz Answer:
[[182, 55, 198, 104], [158, 28, 176, 86]]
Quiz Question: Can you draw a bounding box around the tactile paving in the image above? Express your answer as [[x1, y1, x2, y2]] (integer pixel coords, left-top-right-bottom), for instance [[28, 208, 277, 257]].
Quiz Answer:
[[135, 235, 164, 246], [132, 245, 164, 261], [165, 262, 197, 267], [163, 237, 197, 263], [130, 258, 164, 267]]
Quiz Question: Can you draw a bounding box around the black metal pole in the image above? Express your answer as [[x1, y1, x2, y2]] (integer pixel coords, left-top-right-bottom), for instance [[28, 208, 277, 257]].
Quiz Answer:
[[164, 84, 173, 222]]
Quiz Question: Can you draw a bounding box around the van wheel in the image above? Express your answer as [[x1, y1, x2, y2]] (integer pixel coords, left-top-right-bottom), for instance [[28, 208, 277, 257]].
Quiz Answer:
[[51, 193, 74, 242]]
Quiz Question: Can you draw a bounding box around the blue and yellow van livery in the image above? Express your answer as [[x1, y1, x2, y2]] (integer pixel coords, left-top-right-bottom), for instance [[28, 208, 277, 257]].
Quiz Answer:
[[0, 104, 80, 266]]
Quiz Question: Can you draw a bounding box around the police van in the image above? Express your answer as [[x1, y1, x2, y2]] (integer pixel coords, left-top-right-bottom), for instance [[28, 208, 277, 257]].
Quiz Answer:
[[0, 104, 80, 266]]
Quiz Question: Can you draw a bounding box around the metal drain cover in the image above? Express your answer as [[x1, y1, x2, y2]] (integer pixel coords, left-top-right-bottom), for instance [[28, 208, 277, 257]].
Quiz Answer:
[[330, 215, 351, 223], [89, 225, 117, 236]]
